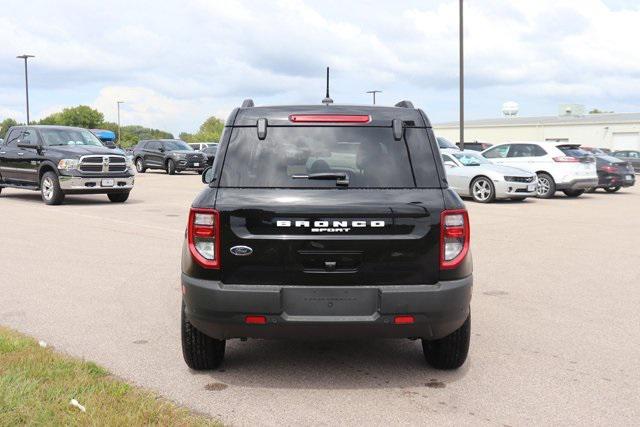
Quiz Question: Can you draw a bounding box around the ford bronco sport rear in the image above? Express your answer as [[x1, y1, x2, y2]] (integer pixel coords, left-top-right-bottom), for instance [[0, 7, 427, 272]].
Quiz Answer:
[[181, 100, 472, 370]]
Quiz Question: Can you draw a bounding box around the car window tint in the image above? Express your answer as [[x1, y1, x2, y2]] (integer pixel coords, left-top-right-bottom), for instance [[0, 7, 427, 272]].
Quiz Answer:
[[508, 144, 543, 158], [629, 152, 639, 158], [483, 145, 509, 158], [21, 129, 38, 145]]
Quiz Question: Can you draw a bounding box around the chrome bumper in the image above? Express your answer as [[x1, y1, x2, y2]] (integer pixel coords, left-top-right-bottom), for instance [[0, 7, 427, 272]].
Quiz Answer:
[[58, 175, 135, 191]]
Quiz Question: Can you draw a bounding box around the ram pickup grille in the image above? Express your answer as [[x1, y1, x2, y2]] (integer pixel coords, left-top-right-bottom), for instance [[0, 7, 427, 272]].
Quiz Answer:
[[505, 176, 535, 183], [79, 156, 127, 173]]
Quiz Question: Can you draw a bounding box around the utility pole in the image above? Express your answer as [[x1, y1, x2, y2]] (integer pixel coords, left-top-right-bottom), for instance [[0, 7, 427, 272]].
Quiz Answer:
[[117, 101, 124, 146], [459, 0, 464, 151], [366, 90, 382, 105], [16, 54, 35, 124]]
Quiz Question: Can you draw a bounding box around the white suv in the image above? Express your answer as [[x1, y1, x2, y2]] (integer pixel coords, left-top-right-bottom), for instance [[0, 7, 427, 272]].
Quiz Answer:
[[481, 141, 598, 198]]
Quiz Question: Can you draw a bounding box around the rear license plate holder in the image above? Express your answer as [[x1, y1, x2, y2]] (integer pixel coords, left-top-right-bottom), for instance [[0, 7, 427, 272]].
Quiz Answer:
[[626, 175, 633, 180], [283, 287, 378, 316]]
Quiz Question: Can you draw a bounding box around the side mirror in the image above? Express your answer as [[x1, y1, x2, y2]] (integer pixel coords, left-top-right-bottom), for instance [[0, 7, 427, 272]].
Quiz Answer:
[[202, 167, 215, 184], [443, 161, 457, 168], [159, 147, 165, 152]]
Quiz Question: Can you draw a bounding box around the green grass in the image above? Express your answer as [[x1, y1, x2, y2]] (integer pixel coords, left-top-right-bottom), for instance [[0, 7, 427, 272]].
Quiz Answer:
[[0, 327, 219, 426]]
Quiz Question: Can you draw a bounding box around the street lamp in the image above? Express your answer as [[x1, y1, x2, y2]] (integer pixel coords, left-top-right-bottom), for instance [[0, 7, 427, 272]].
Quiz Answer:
[[117, 101, 124, 146], [16, 54, 35, 124], [459, 0, 464, 151], [366, 90, 382, 105]]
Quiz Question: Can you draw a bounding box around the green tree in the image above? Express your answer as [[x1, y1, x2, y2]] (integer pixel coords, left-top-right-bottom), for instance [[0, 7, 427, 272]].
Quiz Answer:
[[118, 125, 174, 148], [38, 105, 104, 128], [589, 109, 613, 114], [1, 118, 19, 138], [180, 116, 224, 143]]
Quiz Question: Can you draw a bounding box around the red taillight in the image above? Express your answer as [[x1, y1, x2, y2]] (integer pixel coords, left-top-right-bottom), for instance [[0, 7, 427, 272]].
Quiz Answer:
[[188, 207, 220, 269], [553, 156, 579, 163], [440, 209, 470, 270], [602, 165, 617, 173], [245, 315, 267, 325], [394, 315, 415, 325], [288, 114, 371, 123]]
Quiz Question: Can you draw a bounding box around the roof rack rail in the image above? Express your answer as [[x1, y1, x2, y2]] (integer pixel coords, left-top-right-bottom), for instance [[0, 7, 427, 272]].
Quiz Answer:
[[394, 100, 414, 109], [241, 99, 255, 108]]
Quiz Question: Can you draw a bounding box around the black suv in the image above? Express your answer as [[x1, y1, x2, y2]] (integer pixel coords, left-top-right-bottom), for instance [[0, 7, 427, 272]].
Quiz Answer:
[[132, 139, 206, 175], [181, 100, 473, 370], [0, 125, 134, 205]]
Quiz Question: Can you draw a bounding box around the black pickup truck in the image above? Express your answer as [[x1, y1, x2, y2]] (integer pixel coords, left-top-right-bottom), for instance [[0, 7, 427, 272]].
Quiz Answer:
[[0, 125, 135, 205], [181, 100, 473, 370]]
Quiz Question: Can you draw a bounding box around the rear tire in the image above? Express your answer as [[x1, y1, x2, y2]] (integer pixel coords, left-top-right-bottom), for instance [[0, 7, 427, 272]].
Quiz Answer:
[[107, 192, 130, 203], [563, 189, 584, 197], [470, 177, 496, 203], [586, 187, 597, 193], [181, 302, 225, 370], [40, 172, 65, 205], [605, 186, 621, 193], [167, 159, 176, 175], [422, 313, 470, 370], [535, 173, 555, 198], [135, 158, 146, 173]]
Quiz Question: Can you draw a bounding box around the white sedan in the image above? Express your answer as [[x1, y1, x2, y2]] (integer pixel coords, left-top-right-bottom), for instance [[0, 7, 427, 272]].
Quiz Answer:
[[441, 149, 538, 203]]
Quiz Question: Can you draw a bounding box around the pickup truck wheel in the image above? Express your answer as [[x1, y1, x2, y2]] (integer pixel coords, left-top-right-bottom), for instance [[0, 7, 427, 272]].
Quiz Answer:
[[604, 186, 621, 193], [563, 189, 584, 197], [181, 302, 225, 370], [167, 159, 176, 175], [107, 192, 130, 203], [422, 313, 470, 370], [135, 158, 146, 173], [41, 172, 65, 205], [535, 173, 555, 198]]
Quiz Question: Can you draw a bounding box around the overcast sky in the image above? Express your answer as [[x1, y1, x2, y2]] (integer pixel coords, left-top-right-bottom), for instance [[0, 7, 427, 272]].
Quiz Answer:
[[2, 0, 640, 135]]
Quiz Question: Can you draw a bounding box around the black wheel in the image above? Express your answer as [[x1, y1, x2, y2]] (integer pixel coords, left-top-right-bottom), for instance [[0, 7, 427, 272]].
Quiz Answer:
[[509, 197, 526, 201], [470, 176, 496, 203], [135, 158, 146, 173], [586, 187, 597, 193], [107, 192, 130, 203], [535, 172, 556, 198], [422, 313, 470, 370], [181, 302, 225, 370], [40, 171, 65, 205], [605, 186, 621, 193], [563, 189, 584, 197], [167, 159, 176, 175]]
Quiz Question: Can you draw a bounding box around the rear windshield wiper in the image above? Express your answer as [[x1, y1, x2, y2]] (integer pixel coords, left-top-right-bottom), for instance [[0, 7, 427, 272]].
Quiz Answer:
[[291, 172, 349, 186]]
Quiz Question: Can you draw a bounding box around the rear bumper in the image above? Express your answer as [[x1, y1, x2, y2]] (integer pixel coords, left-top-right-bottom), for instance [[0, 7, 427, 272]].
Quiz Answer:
[[598, 174, 635, 188], [555, 177, 599, 190], [182, 274, 473, 340]]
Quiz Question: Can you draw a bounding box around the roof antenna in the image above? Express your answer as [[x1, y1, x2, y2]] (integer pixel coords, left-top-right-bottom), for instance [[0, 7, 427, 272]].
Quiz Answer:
[[322, 66, 333, 105]]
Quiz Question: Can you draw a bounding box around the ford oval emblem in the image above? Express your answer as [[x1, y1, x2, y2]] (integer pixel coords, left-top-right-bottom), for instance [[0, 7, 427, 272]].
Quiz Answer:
[[230, 245, 253, 256]]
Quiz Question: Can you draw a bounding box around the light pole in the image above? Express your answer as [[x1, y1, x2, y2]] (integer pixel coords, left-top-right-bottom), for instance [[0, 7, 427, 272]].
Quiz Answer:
[[117, 101, 124, 146], [366, 90, 382, 105], [16, 54, 35, 124], [459, 0, 464, 151]]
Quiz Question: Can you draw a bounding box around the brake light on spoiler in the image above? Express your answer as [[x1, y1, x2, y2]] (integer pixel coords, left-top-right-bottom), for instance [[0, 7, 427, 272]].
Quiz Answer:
[[289, 114, 371, 123], [440, 209, 470, 270], [188, 208, 220, 269]]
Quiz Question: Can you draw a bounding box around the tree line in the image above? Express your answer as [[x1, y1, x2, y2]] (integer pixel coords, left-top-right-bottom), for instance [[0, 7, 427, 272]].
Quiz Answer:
[[0, 105, 224, 148]]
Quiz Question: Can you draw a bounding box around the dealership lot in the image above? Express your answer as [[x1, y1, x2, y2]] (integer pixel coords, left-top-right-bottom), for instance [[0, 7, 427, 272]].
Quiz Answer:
[[1, 172, 639, 426]]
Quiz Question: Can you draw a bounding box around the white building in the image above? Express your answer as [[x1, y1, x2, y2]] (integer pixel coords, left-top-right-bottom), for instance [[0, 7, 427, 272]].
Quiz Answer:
[[434, 112, 640, 151]]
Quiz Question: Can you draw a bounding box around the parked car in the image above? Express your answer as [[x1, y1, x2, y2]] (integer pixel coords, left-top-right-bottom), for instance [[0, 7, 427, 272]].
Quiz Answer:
[[481, 142, 598, 198], [611, 150, 640, 173], [456, 141, 493, 152], [188, 142, 216, 151], [0, 125, 134, 205], [580, 146, 608, 156], [599, 148, 612, 154], [441, 149, 537, 202], [181, 100, 472, 371], [436, 136, 458, 150], [201, 143, 218, 166], [587, 155, 636, 192], [132, 139, 206, 174]]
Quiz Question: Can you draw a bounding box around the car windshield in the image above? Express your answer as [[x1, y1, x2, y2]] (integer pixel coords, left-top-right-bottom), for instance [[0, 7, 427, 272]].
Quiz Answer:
[[164, 140, 192, 151], [40, 128, 104, 147], [452, 151, 489, 166]]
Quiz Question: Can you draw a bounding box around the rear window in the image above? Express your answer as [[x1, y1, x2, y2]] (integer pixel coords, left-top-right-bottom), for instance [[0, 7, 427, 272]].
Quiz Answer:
[[558, 146, 590, 157], [220, 127, 418, 188]]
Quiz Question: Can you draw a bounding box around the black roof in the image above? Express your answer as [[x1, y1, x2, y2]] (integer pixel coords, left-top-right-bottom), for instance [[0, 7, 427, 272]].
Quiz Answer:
[[232, 104, 431, 127]]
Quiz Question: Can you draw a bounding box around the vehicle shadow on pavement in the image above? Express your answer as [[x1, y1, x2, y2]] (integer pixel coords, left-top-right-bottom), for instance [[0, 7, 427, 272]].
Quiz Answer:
[[0, 193, 143, 205], [204, 339, 469, 389]]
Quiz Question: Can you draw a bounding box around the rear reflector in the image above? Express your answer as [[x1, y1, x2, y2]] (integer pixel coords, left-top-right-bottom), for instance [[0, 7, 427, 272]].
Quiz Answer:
[[394, 315, 415, 325], [440, 209, 470, 270], [289, 114, 371, 123], [245, 315, 267, 325]]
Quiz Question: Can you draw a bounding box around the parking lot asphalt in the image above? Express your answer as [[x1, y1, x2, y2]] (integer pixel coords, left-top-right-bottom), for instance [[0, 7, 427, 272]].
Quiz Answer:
[[1, 172, 639, 426]]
